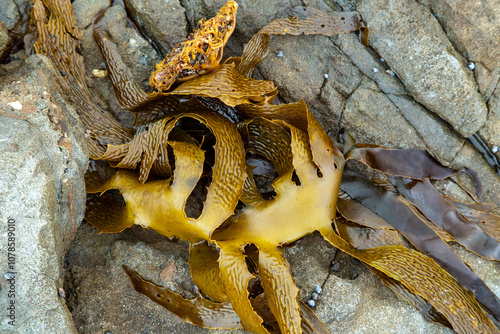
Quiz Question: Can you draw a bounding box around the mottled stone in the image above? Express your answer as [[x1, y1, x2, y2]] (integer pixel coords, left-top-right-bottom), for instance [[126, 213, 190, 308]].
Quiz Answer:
[[388, 93, 464, 164], [357, 0, 487, 137], [72, 0, 109, 29], [420, 0, 500, 98], [341, 81, 427, 149], [0, 55, 87, 334], [126, 0, 188, 56]]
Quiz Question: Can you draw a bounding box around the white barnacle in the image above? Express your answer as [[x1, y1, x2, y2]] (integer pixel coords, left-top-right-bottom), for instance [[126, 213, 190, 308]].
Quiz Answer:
[[8, 101, 22, 110]]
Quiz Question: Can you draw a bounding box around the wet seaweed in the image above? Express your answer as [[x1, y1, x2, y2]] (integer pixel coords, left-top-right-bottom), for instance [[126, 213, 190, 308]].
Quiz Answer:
[[31, 0, 500, 333]]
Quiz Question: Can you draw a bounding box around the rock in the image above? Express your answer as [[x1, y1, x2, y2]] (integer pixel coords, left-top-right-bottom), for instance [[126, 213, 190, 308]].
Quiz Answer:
[[72, 0, 109, 29], [480, 80, 500, 161], [387, 93, 464, 164], [420, 0, 500, 98], [65, 222, 246, 334], [341, 81, 427, 149], [315, 265, 454, 334], [125, 0, 188, 56], [0, 0, 21, 30], [357, 0, 487, 137], [0, 54, 87, 333]]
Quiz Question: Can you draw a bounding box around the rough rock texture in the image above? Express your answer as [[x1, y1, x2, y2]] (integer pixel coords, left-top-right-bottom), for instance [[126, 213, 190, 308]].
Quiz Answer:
[[357, 0, 487, 138], [419, 0, 500, 99], [0, 55, 87, 333], [125, 0, 188, 56], [65, 223, 247, 334]]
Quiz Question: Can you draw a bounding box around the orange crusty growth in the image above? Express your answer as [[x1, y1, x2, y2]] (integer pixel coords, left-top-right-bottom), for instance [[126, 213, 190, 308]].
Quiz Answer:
[[149, 1, 238, 92]]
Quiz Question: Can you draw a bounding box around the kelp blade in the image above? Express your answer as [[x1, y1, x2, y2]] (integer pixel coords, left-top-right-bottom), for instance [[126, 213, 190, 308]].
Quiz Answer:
[[340, 171, 500, 322], [122, 266, 242, 329], [319, 229, 499, 334], [392, 177, 500, 260]]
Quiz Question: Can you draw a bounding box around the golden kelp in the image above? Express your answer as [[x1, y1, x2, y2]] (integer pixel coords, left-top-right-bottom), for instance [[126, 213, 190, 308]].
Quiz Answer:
[[30, 0, 500, 333]]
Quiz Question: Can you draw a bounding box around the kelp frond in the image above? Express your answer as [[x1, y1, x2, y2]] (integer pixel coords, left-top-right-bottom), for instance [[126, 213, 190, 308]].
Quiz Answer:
[[30, 0, 500, 333]]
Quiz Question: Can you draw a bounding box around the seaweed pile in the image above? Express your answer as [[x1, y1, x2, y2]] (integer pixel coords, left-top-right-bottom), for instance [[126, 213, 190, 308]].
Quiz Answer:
[[30, 0, 500, 333]]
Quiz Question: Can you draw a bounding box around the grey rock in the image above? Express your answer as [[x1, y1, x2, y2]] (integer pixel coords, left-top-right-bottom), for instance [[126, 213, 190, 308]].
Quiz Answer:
[[357, 0, 487, 137], [341, 81, 427, 149], [0, 0, 21, 30], [388, 93, 464, 164], [65, 223, 246, 334], [72, 0, 109, 29], [480, 80, 500, 161], [126, 0, 188, 56], [0, 55, 87, 333], [420, 0, 500, 98]]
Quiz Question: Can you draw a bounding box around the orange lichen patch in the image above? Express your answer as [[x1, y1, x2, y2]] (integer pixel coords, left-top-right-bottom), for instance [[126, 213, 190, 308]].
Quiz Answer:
[[149, 1, 238, 92]]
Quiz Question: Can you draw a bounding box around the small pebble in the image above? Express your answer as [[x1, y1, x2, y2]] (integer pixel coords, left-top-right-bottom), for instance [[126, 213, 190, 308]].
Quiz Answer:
[[315, 285, 322, 294], [386, 69, 396, 77], [311, 292, 319, 300], [8, 101, 22, 110], [275, 49, 284, 58], [307, 299, 316, 307], [129, 38, 138, 47], [58, 287, 66, 298], [380, 58, 385, 62], [467, 62, 475, 70], [4, 273, 15, 280], [492, 146, 499, 153], [323, 73, 329, 79], [331, 261, 340, 271], [372, 67, 379, 73]]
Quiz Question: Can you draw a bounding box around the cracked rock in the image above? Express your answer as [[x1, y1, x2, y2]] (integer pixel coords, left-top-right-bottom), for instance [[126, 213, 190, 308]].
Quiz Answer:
[[0, 55, 87, 333], [357, 0, 487, 137]]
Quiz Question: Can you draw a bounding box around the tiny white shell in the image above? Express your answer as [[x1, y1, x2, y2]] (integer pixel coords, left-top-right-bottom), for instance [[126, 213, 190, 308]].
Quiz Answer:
[[307, 299, 316, 307], [467, 62, 475, 70]]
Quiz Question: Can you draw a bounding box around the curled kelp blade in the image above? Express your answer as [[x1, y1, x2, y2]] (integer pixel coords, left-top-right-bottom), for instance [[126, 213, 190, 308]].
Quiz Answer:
[[189, 241, 227, 303], [212, 108, 342, 334], [32, 0, 134, 158], [340, 171, 500, 322], [237, 7, 369, 78], [163, 63, 277, 107], [122, 266, 242, 329], [346, 145, 483, 197], [86, 117, 245, 242], [449, 199, 500, 241], [217, 244, 269, 334], [150, 1, 238, 92], [258, 246, 302, 334], [392, 177, 500, 260], [237, 100, 309, 132], [318, 229, 500, 334]]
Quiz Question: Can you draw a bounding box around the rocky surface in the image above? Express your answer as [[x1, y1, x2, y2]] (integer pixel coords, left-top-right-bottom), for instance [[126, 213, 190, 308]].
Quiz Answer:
[[0, 55, 88, 333], [1, 0, 500, 333]]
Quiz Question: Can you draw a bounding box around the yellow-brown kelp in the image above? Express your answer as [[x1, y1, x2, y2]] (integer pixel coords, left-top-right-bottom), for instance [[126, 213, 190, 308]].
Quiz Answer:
[[31, 0, 500, 333]]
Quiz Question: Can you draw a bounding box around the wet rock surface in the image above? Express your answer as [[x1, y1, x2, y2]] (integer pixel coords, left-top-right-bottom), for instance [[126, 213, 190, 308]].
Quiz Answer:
[[1, 0, 500, 333]]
